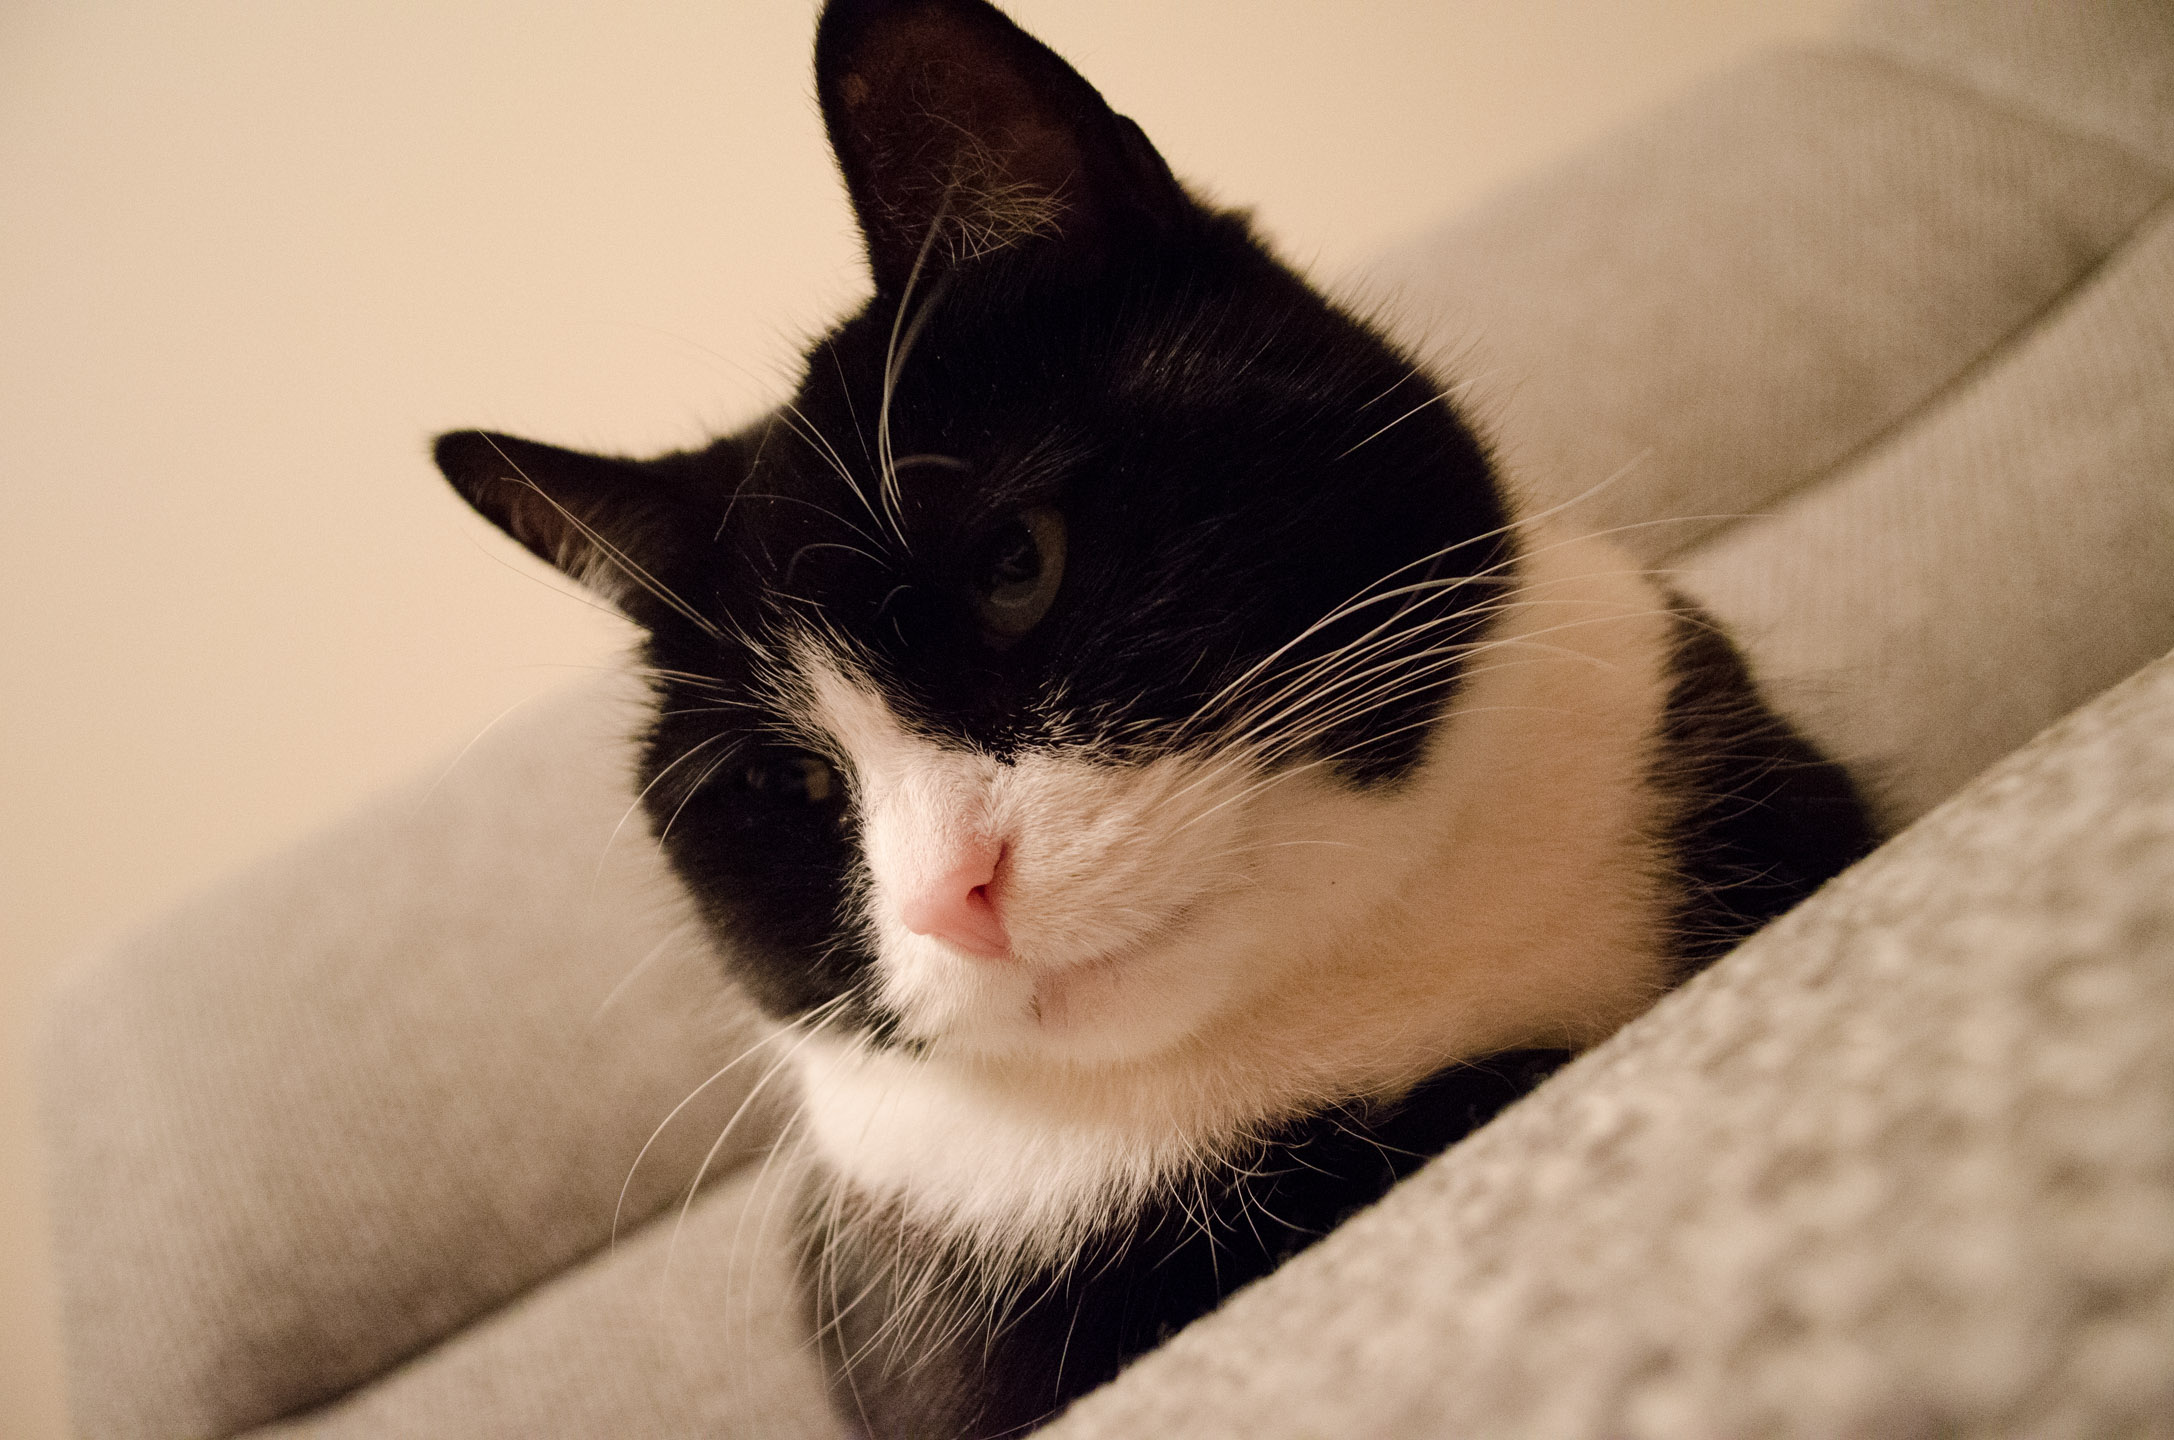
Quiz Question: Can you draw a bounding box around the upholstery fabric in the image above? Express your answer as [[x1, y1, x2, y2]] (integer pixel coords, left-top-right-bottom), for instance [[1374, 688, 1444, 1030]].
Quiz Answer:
[[1362, 46, 2170, 563], [39, 0, 2174, 1435], [38, 677, 790, 1439], [1681, 200, 2174, 829], [1849, 0, 2174, 169], [246, 1165, 839, 1440]]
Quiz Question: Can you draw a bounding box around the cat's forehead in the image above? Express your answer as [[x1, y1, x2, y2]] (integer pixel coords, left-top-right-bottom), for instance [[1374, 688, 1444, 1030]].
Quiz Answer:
[[671, 236, 1505, 768], [819, 239, 1349, 436], [761, 269, 1398, 547]]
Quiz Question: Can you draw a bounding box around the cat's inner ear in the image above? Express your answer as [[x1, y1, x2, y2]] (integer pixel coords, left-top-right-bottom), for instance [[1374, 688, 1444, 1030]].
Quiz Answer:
[[815, 0, 1192, 295], [433, 429, 719, 617]]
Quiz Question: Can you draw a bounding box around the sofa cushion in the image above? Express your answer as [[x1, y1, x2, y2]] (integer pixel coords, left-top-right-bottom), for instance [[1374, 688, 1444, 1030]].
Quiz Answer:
[[1364, 46, 2169, 564], [38, 676, 790, 1439], [1682, 200, 2174, 828], [242, 1164, 839, 1440], [1849, 0, 2174, 170]]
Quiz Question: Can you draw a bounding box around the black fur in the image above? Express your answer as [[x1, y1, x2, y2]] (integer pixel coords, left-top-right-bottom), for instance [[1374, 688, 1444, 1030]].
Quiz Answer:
[[812, 1051, 1572, 1439], [436, 0, 1514, 1038], [1653, 598, 1880, 978], [431, 2, 1875, 1436]]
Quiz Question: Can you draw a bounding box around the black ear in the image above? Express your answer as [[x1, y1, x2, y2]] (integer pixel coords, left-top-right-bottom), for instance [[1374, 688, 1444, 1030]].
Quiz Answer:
[[815, 0, 1193, 296], [433, 429, 722, 621]]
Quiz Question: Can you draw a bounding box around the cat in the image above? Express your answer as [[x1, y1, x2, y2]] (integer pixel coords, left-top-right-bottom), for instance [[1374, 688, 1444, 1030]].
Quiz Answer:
[[432, 0, 1876, 1435]]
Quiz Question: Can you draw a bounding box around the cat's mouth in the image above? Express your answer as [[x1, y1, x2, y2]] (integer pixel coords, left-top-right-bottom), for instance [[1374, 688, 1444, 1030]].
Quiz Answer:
[[1019, 900, 1206, 1021], [873, 890, 1251, 1068], [871, 878, 1255, 1066]]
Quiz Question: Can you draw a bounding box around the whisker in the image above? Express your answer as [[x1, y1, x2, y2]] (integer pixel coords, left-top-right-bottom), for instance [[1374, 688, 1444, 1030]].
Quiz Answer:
[[588, 919, 698, 1027], [876, 192, 959, 539], [409, 689, 552, 817], [593, 727, 739, 888], [769, 405, 892, 543], [664, 995, 852, 1283], [612, 1018, 797, 1248], [1335, 390, 1441, 461]]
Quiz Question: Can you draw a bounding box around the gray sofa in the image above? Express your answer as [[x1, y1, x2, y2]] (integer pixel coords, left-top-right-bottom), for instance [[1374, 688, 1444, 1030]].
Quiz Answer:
[[40, 0, 2174, 1435]]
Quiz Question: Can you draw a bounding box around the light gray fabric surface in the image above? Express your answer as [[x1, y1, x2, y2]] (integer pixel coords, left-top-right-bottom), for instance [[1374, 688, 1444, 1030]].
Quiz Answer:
[[1850, 0, 2174, 169], [243, 1164, 843, 1440], [1045, 647, 2174, 1440], [1680, 197, 2174, 829], [39, 675, 792, 1439], [1364, 47, 2170, 563], [38, 0, 2174, 1434]]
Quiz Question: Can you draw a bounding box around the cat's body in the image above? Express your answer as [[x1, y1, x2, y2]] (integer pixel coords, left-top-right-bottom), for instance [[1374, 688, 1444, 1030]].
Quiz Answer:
[[434, 2, 1874, 1435]]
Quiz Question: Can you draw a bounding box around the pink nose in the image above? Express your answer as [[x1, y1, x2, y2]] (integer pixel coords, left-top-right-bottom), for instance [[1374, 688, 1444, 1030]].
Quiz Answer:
[[898, 842, 1011, 959]]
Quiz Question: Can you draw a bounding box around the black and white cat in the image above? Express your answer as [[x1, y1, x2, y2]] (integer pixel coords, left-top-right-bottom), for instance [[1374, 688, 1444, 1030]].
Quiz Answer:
[[434, 1, 1874, 1435]]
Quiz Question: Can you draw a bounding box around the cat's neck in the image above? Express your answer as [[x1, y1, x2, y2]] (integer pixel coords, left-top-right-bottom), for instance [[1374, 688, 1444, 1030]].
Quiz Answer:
[[793, 518, 1680, 1267]]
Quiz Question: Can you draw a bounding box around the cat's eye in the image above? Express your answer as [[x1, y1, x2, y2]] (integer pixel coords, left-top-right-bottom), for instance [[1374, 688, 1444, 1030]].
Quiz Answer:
[[969, 506, 1066, 643], [738, 752, 841, 806]]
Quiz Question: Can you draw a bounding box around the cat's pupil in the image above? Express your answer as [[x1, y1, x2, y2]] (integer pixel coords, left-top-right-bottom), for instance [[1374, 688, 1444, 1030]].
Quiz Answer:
[[984, 525, 1039, 590]]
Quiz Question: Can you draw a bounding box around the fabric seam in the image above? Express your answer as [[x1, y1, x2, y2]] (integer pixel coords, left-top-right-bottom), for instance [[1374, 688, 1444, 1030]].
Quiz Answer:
[[1836, 28, 2174, 181], [1662, 145, 2174, 563]]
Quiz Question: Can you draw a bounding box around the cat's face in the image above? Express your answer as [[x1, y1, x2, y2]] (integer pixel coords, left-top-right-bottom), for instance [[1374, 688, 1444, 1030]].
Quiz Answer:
[[438, 0, 1511, 1067]]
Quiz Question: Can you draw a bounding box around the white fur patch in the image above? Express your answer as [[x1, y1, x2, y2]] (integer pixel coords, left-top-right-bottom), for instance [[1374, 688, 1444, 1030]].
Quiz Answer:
[[788, 520, 1680, 1268], [800, 661, 1274, 1065]]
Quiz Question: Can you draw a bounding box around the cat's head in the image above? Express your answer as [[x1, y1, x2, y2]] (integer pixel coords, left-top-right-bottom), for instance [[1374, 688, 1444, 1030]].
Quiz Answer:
[[437, 0, 1513, 1067]]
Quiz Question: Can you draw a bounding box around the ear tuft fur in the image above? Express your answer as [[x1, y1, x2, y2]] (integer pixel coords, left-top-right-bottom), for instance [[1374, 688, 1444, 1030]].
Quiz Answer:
[[815, 0, 1191, 294]]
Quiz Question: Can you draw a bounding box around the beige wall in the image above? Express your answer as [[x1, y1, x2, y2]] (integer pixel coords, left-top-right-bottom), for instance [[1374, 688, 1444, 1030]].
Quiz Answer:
[[0, 1, 1853, 1432]]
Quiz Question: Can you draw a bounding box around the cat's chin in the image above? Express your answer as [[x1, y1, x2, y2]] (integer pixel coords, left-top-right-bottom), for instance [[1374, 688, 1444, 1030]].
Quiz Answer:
[[876, 912, 1241, 1067]]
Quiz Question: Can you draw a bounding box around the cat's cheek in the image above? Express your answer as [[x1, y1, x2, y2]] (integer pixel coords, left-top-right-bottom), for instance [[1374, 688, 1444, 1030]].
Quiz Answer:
[[1017, 944, 1244, 1063]]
